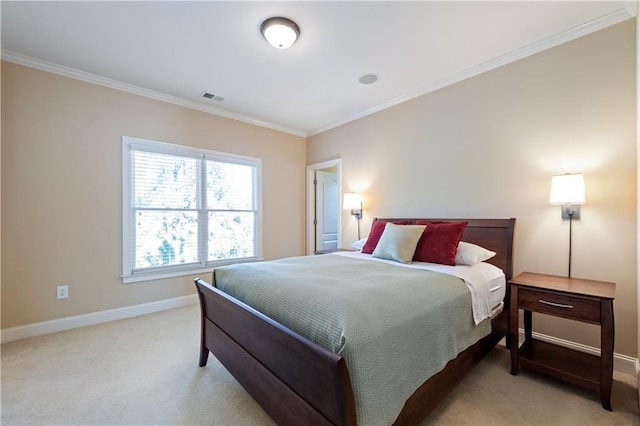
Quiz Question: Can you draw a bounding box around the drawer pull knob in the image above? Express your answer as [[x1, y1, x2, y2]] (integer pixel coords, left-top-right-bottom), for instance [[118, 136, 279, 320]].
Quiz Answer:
[[539, 299, 574, 309]]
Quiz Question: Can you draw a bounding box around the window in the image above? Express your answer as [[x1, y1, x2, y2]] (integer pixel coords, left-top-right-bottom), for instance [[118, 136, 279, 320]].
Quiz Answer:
[[122, 136, 262, 283]]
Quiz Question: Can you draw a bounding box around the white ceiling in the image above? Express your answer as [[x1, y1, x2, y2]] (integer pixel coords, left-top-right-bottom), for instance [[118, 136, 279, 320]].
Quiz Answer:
[[1, 1, 636, 137]]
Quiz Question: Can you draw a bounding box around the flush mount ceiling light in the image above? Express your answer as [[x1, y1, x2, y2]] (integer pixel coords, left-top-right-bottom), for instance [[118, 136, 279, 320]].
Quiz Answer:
[[260, 16, 300, 49]]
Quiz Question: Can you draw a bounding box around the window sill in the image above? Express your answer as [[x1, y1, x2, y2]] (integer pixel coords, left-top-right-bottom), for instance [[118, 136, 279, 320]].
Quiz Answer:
[[122, 258, 263, 284], [122, 267, 213, 284]]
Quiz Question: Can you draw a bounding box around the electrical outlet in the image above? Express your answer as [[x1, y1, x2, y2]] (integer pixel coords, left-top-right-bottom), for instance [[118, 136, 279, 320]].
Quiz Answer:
[[57, 285, 69, 300]]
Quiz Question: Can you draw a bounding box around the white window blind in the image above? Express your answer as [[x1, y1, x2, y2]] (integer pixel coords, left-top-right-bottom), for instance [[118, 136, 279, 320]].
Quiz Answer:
[[122, 136, 262, 283]]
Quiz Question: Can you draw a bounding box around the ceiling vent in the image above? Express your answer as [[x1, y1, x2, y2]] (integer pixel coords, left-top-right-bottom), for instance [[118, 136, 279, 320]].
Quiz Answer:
[[200, 91, 225, 102]]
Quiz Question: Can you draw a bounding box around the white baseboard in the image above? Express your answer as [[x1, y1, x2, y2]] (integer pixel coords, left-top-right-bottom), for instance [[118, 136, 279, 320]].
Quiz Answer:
[[518, 329, 638, 378], [1, 294, 198, 344]]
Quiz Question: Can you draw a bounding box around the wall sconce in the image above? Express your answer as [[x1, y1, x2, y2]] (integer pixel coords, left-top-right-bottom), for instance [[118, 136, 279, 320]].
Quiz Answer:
[[550, 173, 585, 219], [343, 192, 363, 239], [549, 173, 585, 277]]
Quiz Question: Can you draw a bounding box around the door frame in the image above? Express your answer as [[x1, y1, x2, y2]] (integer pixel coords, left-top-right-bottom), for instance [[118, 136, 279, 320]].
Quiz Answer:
[[306, 159, 342, 255]]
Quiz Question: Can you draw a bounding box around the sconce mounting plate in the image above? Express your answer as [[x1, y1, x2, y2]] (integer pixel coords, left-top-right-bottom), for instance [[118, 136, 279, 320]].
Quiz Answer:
[[561, 205, 581, 220]]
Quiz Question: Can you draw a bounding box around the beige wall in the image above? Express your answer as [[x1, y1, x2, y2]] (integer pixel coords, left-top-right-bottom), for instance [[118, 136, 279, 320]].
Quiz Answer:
[[1, 62, 306, 328], [309, 21, 637, 357]]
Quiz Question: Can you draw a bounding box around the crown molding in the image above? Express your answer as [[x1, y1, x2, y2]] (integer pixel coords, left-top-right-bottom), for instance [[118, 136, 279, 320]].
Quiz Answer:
[[0, 50, 308, 138], [623, 1, 637, 17], [308, 6, 636, 137]]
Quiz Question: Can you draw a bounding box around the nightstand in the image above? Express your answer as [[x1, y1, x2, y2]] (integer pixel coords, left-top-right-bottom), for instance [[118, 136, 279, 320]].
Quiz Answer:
[[509, 272, 615, 410]]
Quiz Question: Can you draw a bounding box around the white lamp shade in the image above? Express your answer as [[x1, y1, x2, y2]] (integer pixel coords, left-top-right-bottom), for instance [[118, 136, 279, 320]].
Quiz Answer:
[[261, 17, 300, 49], [343, 193, 362, 210], [549, 173, 585, 205]]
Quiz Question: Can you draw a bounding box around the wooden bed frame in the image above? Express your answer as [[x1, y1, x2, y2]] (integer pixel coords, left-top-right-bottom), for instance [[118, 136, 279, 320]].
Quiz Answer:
[[194, 218, 515, 425]]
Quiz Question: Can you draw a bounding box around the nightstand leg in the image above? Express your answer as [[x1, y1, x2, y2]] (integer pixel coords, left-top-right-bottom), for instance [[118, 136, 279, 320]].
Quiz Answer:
[[509, 286, 519, 375], [524, 310, 532, 341], [600, 300, 614, 411]]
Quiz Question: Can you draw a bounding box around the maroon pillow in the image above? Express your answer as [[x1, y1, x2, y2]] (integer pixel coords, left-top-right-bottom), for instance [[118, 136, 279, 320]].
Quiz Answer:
[[361, 220, 412, 254], [413, 221, 468, 265]]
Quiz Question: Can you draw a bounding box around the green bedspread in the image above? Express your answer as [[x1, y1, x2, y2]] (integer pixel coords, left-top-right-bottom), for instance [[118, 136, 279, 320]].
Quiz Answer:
[[213, 254, 491, 426]]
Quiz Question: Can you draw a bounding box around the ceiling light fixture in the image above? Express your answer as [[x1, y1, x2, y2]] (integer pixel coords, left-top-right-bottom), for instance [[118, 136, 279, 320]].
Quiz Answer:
[[260, 17, 300, 49]]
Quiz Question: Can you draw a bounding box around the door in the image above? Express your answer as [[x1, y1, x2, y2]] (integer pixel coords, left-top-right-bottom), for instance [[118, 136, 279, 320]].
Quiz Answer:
[[306, 159, 341, 255], [316, 170, 338, 251]]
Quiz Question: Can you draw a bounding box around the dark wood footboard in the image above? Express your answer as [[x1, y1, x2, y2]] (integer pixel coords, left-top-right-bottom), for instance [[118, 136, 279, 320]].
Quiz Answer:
[[195, 278, 357, 426]]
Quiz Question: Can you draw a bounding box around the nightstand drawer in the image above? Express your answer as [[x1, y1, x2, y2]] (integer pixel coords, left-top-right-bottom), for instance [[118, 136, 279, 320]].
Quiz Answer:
[[518, 288, 600, 323]]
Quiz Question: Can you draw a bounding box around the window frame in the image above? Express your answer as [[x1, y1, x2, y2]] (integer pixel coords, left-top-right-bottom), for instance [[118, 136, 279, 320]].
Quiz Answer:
[[122, 136, 262, 283]]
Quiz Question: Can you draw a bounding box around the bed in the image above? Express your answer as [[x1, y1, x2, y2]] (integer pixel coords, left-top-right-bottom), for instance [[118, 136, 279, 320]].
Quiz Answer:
[[194, 217, 515, 425]]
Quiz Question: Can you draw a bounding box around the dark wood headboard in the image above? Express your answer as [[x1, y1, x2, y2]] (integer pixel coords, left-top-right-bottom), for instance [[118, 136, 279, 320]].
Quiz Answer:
[[372, 218, 516, 280]]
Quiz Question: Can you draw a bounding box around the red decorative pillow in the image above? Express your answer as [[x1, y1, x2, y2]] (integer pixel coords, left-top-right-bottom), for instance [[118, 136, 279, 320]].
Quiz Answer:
[[413, 221, 468, 265], [361, 220, 412, 254]]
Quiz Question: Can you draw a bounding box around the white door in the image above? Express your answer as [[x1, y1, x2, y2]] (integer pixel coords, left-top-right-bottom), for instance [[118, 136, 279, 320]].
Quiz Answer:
[[316, 170, 338, 251]]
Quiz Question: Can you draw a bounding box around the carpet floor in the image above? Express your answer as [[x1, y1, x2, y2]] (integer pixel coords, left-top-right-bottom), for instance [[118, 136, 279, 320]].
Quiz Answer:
[[1, 305, 638, 425]]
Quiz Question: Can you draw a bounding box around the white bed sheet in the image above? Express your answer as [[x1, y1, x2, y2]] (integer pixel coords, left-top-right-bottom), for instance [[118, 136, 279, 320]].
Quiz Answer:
[[333, 251, 506, 325]]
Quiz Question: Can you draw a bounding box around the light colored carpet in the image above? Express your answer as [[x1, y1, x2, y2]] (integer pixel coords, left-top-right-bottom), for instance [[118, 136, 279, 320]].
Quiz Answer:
[[1, 305, 638, 425]]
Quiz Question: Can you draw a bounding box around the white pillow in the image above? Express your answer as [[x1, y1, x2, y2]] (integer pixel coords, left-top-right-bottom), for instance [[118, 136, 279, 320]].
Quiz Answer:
[[373, 223, 426, 264], [455, 241, 496, 265], [351, 238, 368, 251]]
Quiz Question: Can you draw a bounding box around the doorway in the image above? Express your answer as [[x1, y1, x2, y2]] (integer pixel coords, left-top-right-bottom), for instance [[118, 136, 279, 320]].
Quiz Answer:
[[306, 159, 341, 254]]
